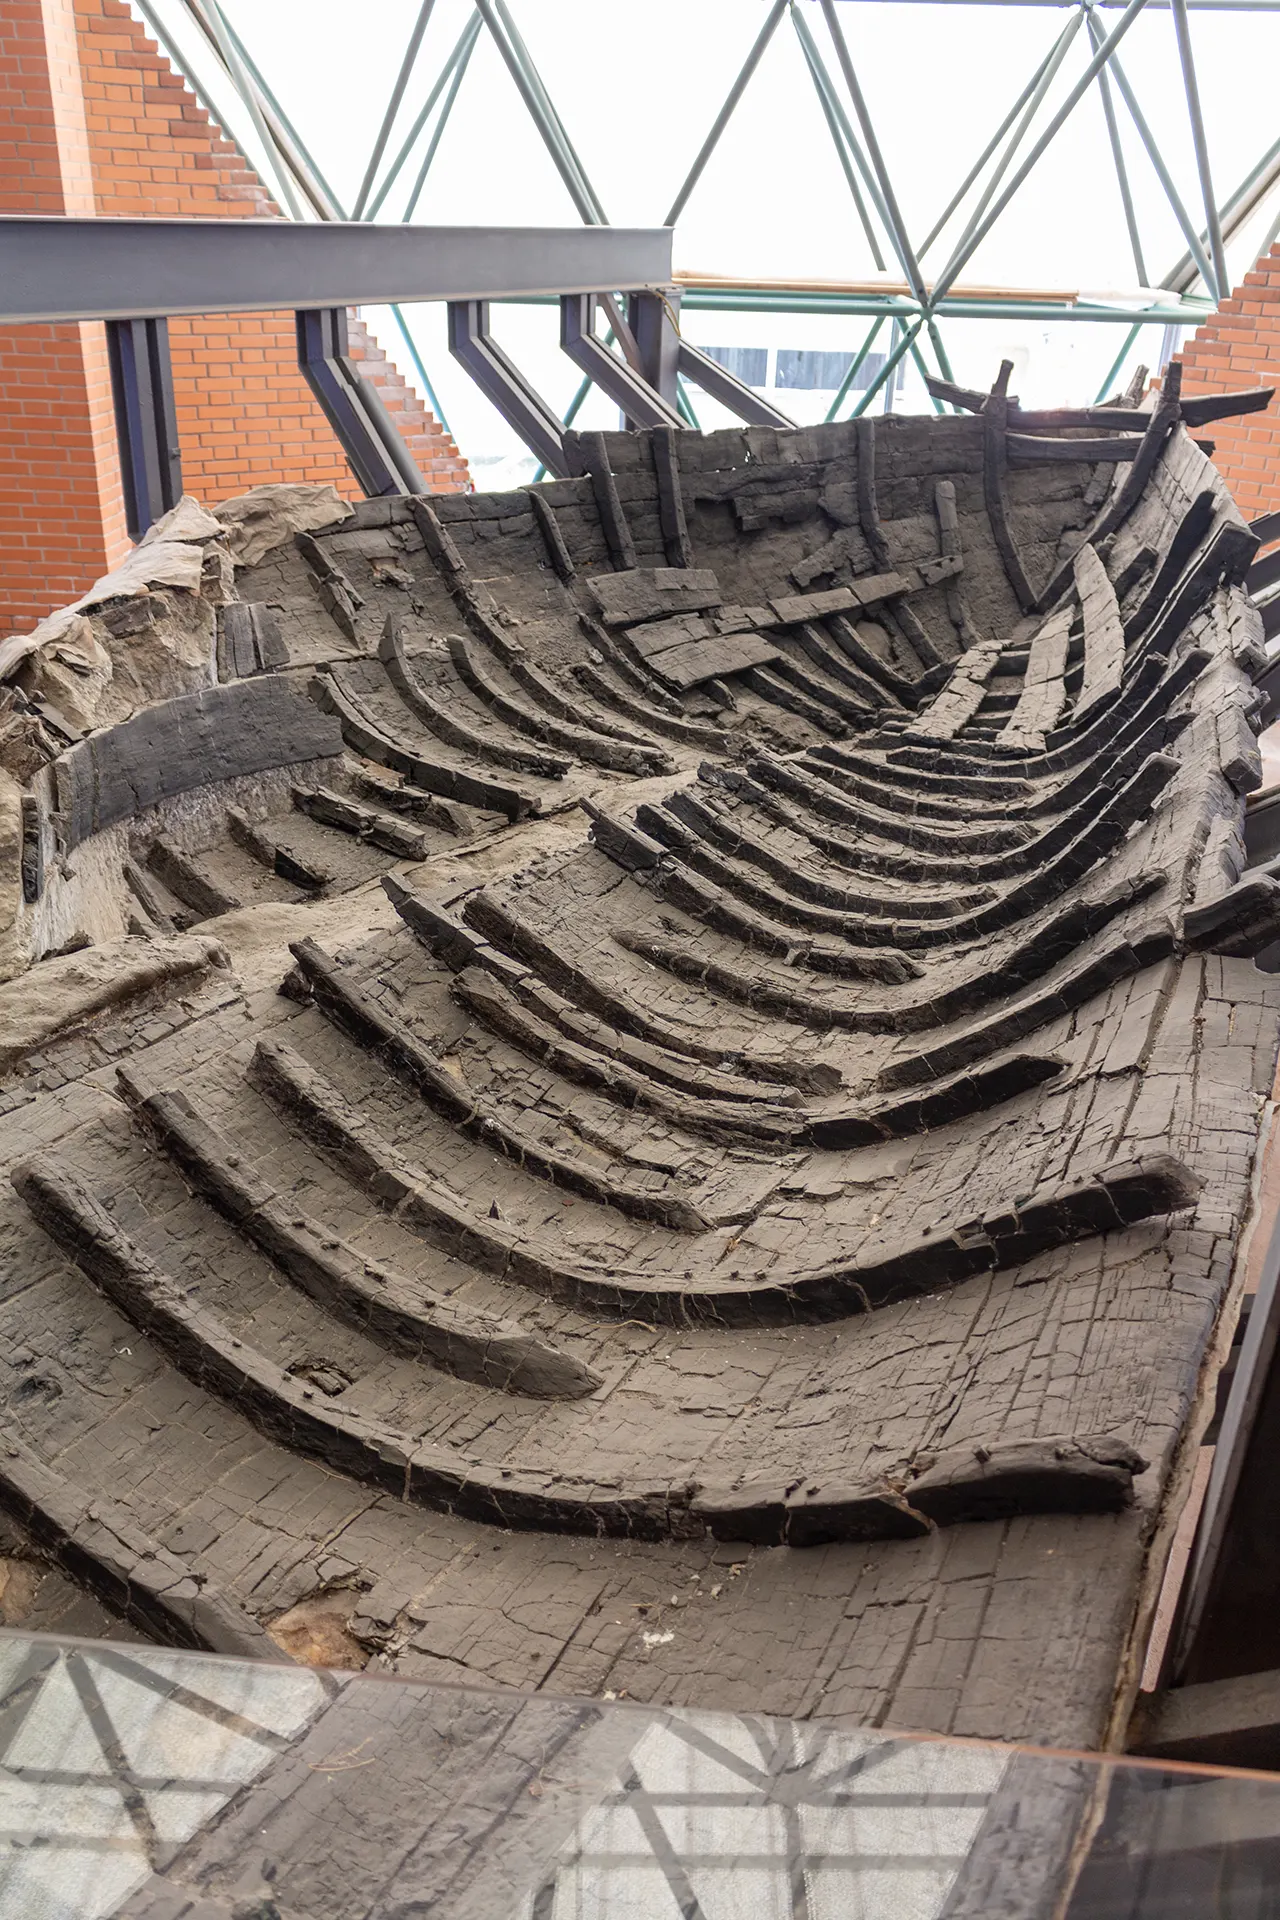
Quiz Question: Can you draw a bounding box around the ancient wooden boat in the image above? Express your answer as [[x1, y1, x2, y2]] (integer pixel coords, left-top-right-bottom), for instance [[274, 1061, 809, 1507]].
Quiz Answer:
[[1, 365, 1277, 1750]]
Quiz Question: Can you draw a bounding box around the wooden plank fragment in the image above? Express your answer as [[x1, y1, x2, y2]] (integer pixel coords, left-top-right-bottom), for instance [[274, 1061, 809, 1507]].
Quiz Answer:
[[1073, 541, 1125, 717], [587, 566, 722, 626], [997, 602, 1073, 752], [771, 573, 910, 625], [908, 640, 1003, 740], [648, 631, 781, 690], [1007, 432, 1144, 464], [628, 613, 715, 659]]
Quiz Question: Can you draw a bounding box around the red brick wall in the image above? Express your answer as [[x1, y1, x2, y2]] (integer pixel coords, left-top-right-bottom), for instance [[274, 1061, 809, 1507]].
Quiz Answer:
[[1177, 245, 1280, 523], [0, 0, 467, 637], [0, 0, 131, 636]]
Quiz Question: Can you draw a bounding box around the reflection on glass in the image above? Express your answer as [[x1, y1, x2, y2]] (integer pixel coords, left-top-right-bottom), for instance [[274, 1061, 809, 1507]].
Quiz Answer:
[[0, 1631, 1278, 1920]]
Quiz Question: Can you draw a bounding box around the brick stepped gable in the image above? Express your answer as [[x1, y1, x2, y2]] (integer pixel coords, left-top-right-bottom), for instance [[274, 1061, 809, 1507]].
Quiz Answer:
[[3, 400, 1280, 1750], [1179, 236, 1280, 524], [0, 0, 467, 638]]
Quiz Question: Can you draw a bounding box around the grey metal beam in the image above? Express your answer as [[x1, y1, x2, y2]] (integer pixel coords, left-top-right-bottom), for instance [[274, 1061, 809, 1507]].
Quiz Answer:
[[1171, 0, 1230, 297], [1089, 29, 1220, 296], [1085, 10, 1148, 285], [0, 219, 675, 324], [664, 1, 789, 226], [929, 0, 1153, 306], [789, 3, 887, 271], [352, 0, 436, 219], [1162, 131, 1280, 292], [917, 13, 1081, 257], [818, 0, 928, 304]]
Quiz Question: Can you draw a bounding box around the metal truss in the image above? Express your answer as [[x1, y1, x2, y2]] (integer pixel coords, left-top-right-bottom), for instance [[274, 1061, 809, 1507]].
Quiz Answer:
[[133, 0, 1280, 456]]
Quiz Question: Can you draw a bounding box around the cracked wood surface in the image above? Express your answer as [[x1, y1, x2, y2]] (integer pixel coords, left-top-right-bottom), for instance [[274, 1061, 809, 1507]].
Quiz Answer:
[[0, 406, 1276, 1754]]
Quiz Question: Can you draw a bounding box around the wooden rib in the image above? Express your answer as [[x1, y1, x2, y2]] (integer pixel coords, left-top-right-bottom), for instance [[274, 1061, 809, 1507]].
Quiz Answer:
[[12, 1155, 680, 1539], [1037, 364, 1185, 612], [377, 618, 572, 778], [450, 965, 800, 1149], [984, 360, 1037, 612], [526, 486, 575, 580], [573, 429, 637, 569], [118, 1075, 602, 1399], [291, 936, 714, 1231], [653, 423, 694, 567], [244, 1040, 1199, 1326], [445, 634, 669, 775], [312, 670, 538, 821], [572, 660, 730, 748], [855, 417, 892, 569], [584, 806, 921, 983], [454, 888, 838, 1092], [0, 1437, 280, 1658], [615, 871, 1167, 1039]]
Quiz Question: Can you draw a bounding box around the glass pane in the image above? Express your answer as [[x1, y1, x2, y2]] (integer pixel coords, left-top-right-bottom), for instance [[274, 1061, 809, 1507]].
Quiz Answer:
[[1, 1630, 1278, 1919]]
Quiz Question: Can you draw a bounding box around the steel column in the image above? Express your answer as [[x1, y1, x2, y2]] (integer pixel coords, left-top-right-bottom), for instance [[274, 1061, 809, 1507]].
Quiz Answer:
[[448, 299, 568, 474], [560, 294, 684, 429], [628, 290, 682, 410], [106, 317, 183, 541], [297, 307, 426, 496]]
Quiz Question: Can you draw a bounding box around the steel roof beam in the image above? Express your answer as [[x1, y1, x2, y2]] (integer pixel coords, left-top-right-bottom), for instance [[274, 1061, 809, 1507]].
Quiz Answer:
[[0, 218, 675, 325]]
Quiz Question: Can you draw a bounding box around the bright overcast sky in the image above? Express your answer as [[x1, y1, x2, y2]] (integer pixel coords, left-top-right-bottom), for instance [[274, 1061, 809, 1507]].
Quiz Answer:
[[150, 0, 1280, 466]]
